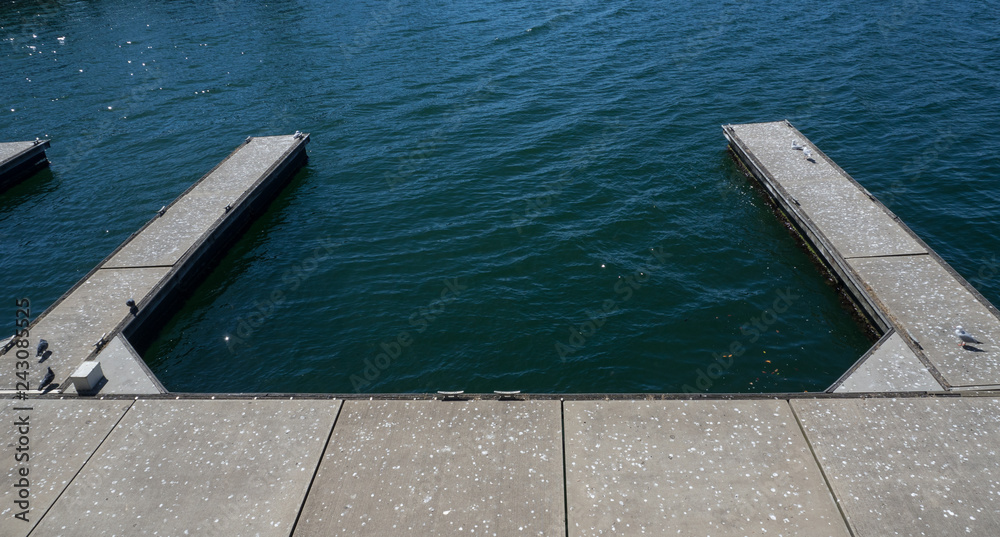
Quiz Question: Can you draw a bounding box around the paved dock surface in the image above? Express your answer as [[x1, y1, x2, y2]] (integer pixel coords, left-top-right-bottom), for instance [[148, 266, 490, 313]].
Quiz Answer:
[[296, 400, 564, 536], [1, 134, 308, 396], [5, 123, 1000, 536], [0, 140, 50, 191], [724, 121, 1000, 392], [5, 394, 1000, 536]]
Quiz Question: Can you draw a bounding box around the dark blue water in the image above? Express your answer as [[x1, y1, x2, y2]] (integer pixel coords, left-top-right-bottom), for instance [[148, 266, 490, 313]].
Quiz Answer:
[[2, 0, 998, 393]]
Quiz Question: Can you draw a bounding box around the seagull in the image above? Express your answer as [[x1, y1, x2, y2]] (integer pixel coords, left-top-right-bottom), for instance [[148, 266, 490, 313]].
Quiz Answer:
[[36, 339, 48, 357], [791, 140, 804, 151], [955, 326, 982, 347], [39, 367, 54, 391]]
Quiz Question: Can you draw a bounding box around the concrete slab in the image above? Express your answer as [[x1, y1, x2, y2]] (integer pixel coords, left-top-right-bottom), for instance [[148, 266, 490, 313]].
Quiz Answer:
[[0, 398, 133, 537], [835, 332, 943, 393], [33, 399, 338, 537], [726, 122, 925, 258], [0, 140, 50, 191], [2, 267, 171, 391], [104, 135, 301, 269], [563, 400, 849, 537], [196, 135, 302, 194], [61, 335, 163, 395], [849, 255, 1000, 387], [792, 398, 1000, 537], [0, 141, 38, 161], [102, 192, 227, 269], [293, 400, 564, 537]]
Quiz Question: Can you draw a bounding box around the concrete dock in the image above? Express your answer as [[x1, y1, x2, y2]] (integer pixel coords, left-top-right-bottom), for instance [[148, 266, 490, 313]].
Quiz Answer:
[[5, 393, 1000, 536], [0, 140, 50, 192], [724, 120, 1000, 392], [0, 133, 309, 396], [4, 123, 1000, 536]]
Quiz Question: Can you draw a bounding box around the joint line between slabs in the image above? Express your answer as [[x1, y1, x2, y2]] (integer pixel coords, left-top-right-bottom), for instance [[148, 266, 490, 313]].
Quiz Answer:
[[288, 399, 344, 535], [98, 264, 175, 270], [26, 398, 139, 537], [842, 252, 929, 260], [561, 400, 570, 537], [787, 400, 857, 537]]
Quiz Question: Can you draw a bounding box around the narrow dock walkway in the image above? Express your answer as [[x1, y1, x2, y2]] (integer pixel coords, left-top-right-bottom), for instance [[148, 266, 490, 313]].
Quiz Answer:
[[0, 140, 50, 192], [1, 134, 309, 395], [724, 121, 1000, 392]]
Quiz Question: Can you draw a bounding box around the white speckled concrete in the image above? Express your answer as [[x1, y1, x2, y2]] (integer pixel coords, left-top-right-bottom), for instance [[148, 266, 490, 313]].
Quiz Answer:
[[0, 141, 38, 162], [61, 336, 162, 395], [32, 399, 338, 537], [793, 397, 1000, 537], [2, 267, 170, 392], [1, 135, 307, 395], [835, 332, 943, 392], [12, 396, 1000, 536], [725, 121, 1000, 391], [104, 136, 298, 269], [849, 255, 1000, 387], [0, 398, 133, 537], [725, 122, 925, 258], [564, 400, 849, 537], [293, 400, 564, 536]]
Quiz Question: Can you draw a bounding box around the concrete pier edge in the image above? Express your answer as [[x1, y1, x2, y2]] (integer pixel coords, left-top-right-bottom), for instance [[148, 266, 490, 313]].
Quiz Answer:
[[724, 120, 1000, 392], [0, 139, 51, 192], [1, 133, 309, 395], [6, 124, 1000, 537]]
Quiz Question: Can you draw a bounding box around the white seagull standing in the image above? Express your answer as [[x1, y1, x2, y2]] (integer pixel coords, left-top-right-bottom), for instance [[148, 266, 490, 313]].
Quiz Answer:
[[955, 326, 982, 347]]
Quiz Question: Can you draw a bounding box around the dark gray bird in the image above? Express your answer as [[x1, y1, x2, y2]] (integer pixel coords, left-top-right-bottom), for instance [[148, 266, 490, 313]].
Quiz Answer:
[[36, 339, 48, 357], [38, 367, 54, 391], [955, 326, 982, 347]]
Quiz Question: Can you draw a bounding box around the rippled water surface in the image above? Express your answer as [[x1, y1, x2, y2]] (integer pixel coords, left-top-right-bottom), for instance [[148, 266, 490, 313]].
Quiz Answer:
[[2, 0, 999, 393]]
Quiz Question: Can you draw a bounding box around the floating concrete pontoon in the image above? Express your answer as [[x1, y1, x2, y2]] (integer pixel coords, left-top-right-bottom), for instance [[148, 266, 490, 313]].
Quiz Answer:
[[0, 140, 50, 191], [724, 120, 1000, 392], [0, 134, 309, 395], [6, 124, 1000, 537]]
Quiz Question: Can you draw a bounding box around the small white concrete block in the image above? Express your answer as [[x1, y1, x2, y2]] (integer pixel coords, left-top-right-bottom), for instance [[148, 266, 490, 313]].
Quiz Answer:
[[70, 361, 104, 392]]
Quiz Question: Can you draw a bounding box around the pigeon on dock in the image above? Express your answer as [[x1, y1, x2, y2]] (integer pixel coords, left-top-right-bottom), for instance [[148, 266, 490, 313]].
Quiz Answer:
[[39, 367, 55, 391], [955, 326, 982, 347], [36, 338, 48, 357]]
